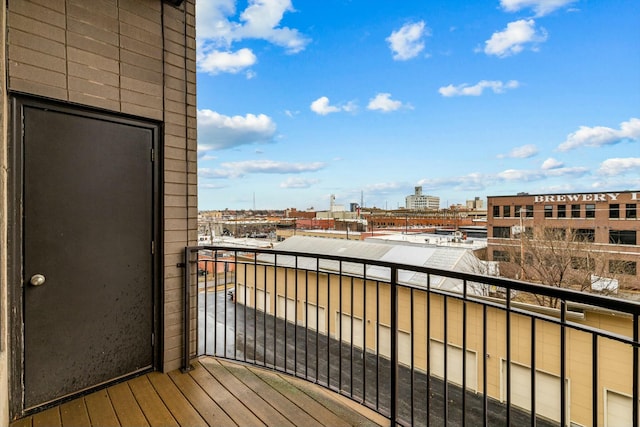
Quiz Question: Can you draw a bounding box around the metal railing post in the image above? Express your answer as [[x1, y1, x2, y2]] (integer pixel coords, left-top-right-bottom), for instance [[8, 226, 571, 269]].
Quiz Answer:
[[182, 246, 192, 372], [390, 266, 398, 425]]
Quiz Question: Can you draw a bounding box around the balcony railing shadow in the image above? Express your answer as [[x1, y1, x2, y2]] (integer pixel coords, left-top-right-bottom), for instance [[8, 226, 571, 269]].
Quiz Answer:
[[185, 245, 640, 427]]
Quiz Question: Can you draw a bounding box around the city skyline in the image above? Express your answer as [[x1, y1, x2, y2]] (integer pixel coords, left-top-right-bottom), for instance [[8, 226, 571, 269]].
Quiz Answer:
[[195, 0, 640, 211]]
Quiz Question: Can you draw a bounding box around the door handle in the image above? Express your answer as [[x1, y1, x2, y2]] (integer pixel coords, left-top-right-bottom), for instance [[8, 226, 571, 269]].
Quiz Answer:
[[30, 274, 46, 286]]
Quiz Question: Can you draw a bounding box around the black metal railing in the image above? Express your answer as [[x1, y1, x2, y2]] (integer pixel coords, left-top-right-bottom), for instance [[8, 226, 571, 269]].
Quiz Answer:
[[183, 245, 640, 427]]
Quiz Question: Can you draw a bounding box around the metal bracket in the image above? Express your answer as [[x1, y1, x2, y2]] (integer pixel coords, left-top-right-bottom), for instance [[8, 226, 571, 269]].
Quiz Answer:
[[176, 262, 186, 268]]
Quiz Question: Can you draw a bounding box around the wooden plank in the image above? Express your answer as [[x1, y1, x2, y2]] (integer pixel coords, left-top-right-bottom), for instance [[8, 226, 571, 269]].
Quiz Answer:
[[168, 365, 236, 427], [274, 372, 386, 427], [146, 371, 207, 427], [59, 398, 91, 427], [32, 406, 61, 427], [189, 359, 265, 426], [200, 358, 296, 427], [9, 415, 33, 427], [106, 382, 149, 427], [127, 375, 178, 427], [84, 389, 120, 426], [216, 359, 324, 427]]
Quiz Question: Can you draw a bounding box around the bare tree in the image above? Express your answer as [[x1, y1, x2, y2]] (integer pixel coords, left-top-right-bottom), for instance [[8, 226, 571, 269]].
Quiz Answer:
[[493, 226, 626, 307]]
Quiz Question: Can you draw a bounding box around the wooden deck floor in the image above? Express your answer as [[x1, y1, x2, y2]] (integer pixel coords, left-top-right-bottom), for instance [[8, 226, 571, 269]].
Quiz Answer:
[[11, 357, 388, 427]]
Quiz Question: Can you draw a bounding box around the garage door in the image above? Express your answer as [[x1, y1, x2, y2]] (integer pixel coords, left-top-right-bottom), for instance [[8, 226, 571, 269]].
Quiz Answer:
[[338, 313, 364, 349], [277, 295, 297, 323], [502, 361, 568, 425], [379, 325, 411, 366], [430, 340, 478, 391], [606, 390, 634, 427], [304, 303, 326, 333]]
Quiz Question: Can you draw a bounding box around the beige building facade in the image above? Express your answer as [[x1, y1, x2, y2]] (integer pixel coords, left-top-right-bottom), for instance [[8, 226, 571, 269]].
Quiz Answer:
[[229, 261, 636, 427], [0, 0, 197, 422]]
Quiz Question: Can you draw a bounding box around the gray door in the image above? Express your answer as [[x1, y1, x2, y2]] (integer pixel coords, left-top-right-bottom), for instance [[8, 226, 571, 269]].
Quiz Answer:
[[22, 105, 157, 409]]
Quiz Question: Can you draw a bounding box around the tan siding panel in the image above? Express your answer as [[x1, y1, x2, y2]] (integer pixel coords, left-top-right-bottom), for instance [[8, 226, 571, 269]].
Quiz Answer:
[[8, 12, 65, 42], [9, 28, 66, 58], [9, 77, 68, 100], [67, 32, 119, 60], [8, 45, 66, 73], [10, 0, 65, 28], [68, 62, 119, 88]]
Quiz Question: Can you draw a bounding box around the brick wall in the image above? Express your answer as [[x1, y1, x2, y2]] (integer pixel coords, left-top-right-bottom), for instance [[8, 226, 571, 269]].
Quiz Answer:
[[6, 0, 197, 372]]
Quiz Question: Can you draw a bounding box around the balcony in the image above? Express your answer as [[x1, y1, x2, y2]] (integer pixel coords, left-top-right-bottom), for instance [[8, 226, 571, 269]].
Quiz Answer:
[[185, 244, 640, 427], [10, 357, 384, 427]]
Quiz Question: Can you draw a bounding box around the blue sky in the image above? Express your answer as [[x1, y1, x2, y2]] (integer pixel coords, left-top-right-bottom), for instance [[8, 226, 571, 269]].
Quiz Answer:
[[195, 0, 640, 211]]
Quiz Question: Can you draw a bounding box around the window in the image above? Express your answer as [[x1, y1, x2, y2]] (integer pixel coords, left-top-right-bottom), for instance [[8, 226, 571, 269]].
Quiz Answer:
[[585, 204, 595, 218], [609, 260, 637, 276], [515, 205, 522, 217], [544, 205, 553, 218], [503, 205, 511, 218], [526, 205, 533, 218], [572, 228, 595, 242], [571, 204, 581, 218], [609, 230, 636, 245], [557, 205, 566, 218], [544, 227, 566, 240], [493, 250, 510, 262], [493, 205, 500, 218], [493, 226, 511, 238], [626, 204, 637, 219], [571, 256, 593, 271], [609, 204, 620, 219]]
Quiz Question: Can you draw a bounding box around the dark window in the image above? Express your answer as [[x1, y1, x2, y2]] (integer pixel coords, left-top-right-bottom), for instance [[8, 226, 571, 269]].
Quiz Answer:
[[626, 204, 637, 219], [609, 204, 620, 219], [493, 250, 510, 262], [572, 228, 595, 242], [585, 204, 595, 218], [503, 205, 511, 218], [609, 260, 637, 276], [526, 205, 534, 218], [493, 205, 500, 218], [557, 205, 566, 218], [609, 230, 636, 245], [493, 226, 511, 238], [571, 256, 593, 271], [544, 205, 553, 218], [571, 204, 581, 218], [515, 205, 522, 217]]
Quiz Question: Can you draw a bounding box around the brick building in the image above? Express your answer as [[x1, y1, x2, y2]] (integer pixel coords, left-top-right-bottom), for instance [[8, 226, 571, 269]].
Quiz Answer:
[[487, 191, 639, 288]]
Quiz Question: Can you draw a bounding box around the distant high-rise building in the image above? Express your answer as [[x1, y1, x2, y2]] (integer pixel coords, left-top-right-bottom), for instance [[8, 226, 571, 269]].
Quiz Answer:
[[466, 197, 484, 210], [406, 186, 440, 210]]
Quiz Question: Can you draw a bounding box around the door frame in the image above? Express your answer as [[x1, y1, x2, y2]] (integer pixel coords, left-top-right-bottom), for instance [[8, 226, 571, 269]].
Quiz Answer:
[[8, 94, 163, 418]]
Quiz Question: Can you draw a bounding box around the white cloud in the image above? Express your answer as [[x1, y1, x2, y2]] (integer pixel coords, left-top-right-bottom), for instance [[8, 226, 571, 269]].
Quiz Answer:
[[367, 93, 408, 112], [310, 96, 356, 115], [498, 144, 538, 159], [280, 177, 320, 188], [201, 160, 326, 179], [483, 19, 548, 57], [197, 48, 257, 75], [497, 166, 588, 181], [197, 109, 277, 150], [541, 157, 564, 169], [598, 158, 640, 176], [386, 21, 430, 61], [196, 0, 309, 74], [557, 118, 640, 151], [439, 80, 519, 97], [500, 0, 577, 17]]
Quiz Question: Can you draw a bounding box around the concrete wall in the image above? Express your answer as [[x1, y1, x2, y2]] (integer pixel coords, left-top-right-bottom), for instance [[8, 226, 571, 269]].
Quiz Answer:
[[1, 0, 196, 422]]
